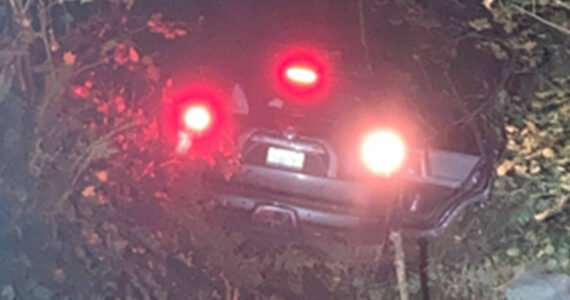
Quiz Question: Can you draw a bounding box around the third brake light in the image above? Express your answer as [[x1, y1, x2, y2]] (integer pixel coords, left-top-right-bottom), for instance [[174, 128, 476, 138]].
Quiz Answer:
[[272, 46, 330, 101], [285, 65, 318, 86]]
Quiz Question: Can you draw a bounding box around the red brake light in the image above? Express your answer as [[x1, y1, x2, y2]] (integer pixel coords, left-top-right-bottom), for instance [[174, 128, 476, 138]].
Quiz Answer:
[[161, 82, 232, 156], [272, 47, 330, 101], [285, 65, 318, 86], [183, 105, 212, 132]]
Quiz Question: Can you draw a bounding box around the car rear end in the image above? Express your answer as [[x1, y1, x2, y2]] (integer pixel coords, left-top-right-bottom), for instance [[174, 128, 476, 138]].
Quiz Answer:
[[163, 45, 499, 244], [202, 102, 494, 240]]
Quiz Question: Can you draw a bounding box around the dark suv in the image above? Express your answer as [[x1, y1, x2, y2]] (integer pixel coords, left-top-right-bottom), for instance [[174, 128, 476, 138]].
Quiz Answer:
[[168, 47, 501, 245]]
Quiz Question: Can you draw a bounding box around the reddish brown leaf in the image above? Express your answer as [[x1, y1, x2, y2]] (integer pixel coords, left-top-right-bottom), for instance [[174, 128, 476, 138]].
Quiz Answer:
[[81, 186, 95, 197], [95, 171, 108, 182], [129, 47, 139, 62], [63, 51, 76, 65]]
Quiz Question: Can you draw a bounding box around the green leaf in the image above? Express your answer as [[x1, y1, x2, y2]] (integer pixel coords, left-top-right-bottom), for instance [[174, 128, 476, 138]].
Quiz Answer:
[[368, 288, 384, 300], [544, 244, 555, 256], [546, 258, 558, 270], [489, 42, 508, 60], [32, 285, 52, 300], [560, 258, 570, 269], [507, 247, 521, 257], [352, 277, 365, 289], [1, 286, 15, 300], [101, 40, 118, 55], [469, 18, 492, 31]]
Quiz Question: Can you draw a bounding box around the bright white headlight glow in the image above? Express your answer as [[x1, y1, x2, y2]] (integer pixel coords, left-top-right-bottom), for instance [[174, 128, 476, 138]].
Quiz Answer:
[[361, 130, 406, 175], [184, 105, 211, 132]]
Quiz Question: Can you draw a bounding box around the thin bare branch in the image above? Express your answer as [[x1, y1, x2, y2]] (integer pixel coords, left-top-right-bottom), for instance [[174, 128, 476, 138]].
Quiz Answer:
[[8, 0, 22, 13], [358, 0, 374, 73], [390, 231, 409, 300], [512, 4, 570, 35], [54, 122, 142, 212], [534, 195, 569, 222], [553, 0, 570, 11], [23, 0, 37, 13], [73, 59, 107, 76], [71, 121, 141, 185], [37, 0, 55, 77]]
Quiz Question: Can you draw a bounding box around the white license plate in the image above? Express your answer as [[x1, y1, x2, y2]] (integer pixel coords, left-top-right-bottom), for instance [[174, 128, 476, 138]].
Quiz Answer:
[[266, 147, 305, 169]]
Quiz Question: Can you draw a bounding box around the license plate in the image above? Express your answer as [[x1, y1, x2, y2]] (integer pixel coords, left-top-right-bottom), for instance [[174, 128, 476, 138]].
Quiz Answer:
[[266, 147, 305, 169]]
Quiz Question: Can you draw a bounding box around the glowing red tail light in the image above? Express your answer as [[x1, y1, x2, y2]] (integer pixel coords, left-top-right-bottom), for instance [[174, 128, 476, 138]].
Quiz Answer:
[[183, 105, 212, 132], [272, 47, 330, 101], [285, 65, 318, 86], [161, 82, 232, 156]]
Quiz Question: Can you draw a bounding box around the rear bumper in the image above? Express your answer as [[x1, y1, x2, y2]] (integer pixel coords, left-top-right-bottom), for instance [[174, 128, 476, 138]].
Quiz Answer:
[[206, 153, 493, 236], [206, 165, 395, 230], [215, 193, 362, 228], [212, 184, 490, 236]]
